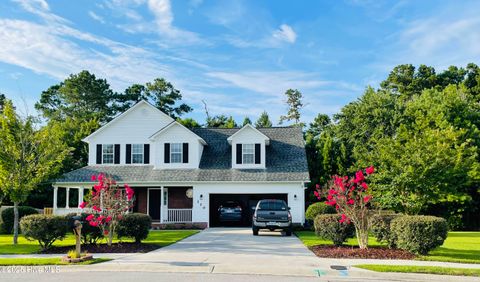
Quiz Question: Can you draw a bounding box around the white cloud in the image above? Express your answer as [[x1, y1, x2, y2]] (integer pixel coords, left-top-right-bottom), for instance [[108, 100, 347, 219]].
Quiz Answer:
[[88, 11, 106, 24], [272, 24, 297, 44]]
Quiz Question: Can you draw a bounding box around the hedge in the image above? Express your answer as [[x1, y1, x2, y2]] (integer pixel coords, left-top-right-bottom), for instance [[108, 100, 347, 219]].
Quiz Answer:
[[20, 214, 69, 250], [314, 214, 355, 246], [1, 206, 38, 234], [391, 215, 448, 255], [117, 213, 152, 243], [370, 213, 401, 248], [306, 202, 336, 221]]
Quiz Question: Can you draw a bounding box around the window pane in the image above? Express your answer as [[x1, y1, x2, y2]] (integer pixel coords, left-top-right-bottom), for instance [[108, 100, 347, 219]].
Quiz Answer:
[[103, 154, 113, 164], [103, 144, 113, 154], [242, 143, 254, 154], [243, 154, 254, 164], [171, 143, 182, 153], [171, 153, 182, 163], [132, 144, 143, 154], [132, 154, 143, 164]]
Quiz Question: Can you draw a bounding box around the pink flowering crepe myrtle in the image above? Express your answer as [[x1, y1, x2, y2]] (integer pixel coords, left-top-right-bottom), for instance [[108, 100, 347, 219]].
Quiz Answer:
[[314, 166, 375, 249], [79, 173, 135, 246]]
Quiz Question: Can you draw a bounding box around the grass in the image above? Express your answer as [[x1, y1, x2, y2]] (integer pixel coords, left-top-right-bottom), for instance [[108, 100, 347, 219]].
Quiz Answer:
[[0, 230, 199, 255], [0, 258, 112, 265], [354, 264, 480, 277], [295, 231, 480, 264]]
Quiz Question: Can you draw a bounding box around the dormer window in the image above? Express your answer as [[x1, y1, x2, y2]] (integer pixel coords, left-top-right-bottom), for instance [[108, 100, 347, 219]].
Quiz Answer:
[[170, 143, 183, 163], [242, 144, 255, 164], [102, 144, 114, 164], [132, 144, 144, 164]]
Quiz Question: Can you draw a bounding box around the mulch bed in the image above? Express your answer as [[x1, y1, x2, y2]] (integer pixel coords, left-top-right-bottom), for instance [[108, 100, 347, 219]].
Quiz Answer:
[[310, 245, 416, 260], [40, 243, 160, 254]]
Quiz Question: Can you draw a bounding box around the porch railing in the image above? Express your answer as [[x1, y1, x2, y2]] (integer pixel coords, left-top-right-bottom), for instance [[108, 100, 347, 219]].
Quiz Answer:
[[165, 209, 192, 223]]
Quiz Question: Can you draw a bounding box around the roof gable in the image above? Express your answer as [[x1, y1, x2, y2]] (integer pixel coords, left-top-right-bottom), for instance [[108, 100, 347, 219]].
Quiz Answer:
[[82, 100, 174, 142], [227, 124, 270, 145], [149, 121, 207, 145]]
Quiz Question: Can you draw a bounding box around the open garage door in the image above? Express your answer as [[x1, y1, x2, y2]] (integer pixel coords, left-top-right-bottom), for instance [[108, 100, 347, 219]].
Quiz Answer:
[[209, 193, 288, 227]]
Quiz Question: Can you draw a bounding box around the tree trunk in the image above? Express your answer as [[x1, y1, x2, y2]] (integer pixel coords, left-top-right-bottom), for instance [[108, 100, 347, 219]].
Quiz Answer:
[[356, 226, 369, 249], [13, 202, 19, 245]]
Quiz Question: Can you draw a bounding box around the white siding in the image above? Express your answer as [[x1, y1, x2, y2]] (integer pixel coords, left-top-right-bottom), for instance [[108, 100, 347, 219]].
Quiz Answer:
[[152, 123, 203, 169], [230, 127, 267, 169], [87, 102, 173, 165], [191, 182, 305, 225]]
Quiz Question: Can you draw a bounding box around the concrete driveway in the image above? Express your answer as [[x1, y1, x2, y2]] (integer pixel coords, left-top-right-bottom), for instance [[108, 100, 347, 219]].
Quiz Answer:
[[102, 228, 324, 276]]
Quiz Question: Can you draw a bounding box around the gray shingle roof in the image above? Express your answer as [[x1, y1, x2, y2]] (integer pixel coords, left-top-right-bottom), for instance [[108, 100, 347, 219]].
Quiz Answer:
[[55, 127, 310, 184]]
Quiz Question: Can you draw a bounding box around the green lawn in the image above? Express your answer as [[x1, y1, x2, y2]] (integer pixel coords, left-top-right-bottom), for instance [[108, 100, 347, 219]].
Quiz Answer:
[[295, 231, 480, 264], [354, 264, 480, 277], [0, 230, 199, 255], [0, 258, 111, 266]]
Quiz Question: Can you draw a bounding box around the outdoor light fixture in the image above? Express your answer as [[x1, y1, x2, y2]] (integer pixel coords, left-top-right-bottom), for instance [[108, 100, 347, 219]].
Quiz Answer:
[[294, 194, 297, 200], [200, 194, 203, 200]]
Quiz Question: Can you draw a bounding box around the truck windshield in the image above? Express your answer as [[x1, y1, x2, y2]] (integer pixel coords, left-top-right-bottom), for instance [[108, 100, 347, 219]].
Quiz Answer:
[[258, 201, 287, 211]]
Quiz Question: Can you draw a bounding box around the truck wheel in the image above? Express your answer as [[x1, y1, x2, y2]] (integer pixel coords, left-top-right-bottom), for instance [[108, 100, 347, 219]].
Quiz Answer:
[[252, 228, 259, 236], [285, 229, 292, 236]]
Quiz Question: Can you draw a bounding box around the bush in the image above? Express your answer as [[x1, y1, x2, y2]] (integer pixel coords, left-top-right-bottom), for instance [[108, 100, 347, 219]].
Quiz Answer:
[[20, 214, 69, 250], [1, 206, 38, 234], [117, 213, 152, 243], [306, 202, 336, 221], [314, 214, 355, 246], [64, 213, 104, 244], [370, 213, 401, 248], [391, 215, 448, 255]]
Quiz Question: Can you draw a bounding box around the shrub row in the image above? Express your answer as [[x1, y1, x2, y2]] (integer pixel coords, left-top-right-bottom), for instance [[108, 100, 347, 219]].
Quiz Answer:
[[315, 213, 448, 254], [19, 212, 152, 250], [1, 206, 38, 234]]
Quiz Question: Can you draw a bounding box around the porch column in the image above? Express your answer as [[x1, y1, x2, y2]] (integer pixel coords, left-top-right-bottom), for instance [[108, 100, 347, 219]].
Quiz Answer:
[[65, 187, 70, 209], [78, 186, 84, 208], [53, 186, 58, 210], [160, 186, 164, 223]]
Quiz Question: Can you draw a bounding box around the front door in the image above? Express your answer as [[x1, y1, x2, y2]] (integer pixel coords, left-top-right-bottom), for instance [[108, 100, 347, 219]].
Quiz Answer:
[[148, 189, 161, 221]]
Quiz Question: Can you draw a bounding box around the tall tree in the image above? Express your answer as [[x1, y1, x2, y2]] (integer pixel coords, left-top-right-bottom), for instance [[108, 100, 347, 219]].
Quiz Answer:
[[35, 70, 116, 123], [279, 89, 305, 127], [206, 115, 228, 127], [0, 93, 5, 112], [242, 117, 252, 126], [222, 116, 237, 128], [178, 118, 200, 128], [0, 101, 70, 244], [116, 78, 192, 118], [255, 111, 272, 128]]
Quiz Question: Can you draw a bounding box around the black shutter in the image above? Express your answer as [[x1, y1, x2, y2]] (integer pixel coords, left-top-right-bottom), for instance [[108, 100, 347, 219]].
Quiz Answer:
[[96, 144, 102, 164], [126, 144, 132, 164], [164, 143, 170, 163], [255, 143, 261, 164], [144, 144, 150, 164], [236, 144, 242, 164], [183, 143, 189, 163], [114, 144, 120, 164]]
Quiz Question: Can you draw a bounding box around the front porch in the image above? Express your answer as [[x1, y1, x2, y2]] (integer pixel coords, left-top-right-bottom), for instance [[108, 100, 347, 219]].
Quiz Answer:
[[51, 185, 194, 224]]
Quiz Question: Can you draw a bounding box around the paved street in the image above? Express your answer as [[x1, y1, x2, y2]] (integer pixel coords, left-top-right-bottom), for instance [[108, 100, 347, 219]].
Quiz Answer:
[[0, 228, 478, 281]]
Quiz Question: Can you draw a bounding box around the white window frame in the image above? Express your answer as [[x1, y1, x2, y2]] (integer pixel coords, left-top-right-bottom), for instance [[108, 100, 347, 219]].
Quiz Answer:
[[170, 143, 183, 164], [242, 143, 254, 164], [102, 144, 114, 164], [132, 144, 144, 164]]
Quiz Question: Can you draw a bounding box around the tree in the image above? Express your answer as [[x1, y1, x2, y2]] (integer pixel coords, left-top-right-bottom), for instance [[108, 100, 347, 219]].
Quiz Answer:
[[222, 116, 237, 128], [316, 166, 375, 249], [242, 117, 252, 126], [279, 89, 305, 127], [81, 174, 135, 246], [178, 118, 200, 128], [35, 70, 116, 123], [0, 101, 70, 244], [116, 78, 192, 118], [206, 115, 228, 127], [255, 111, 272, 128], [0, 93, 5, 112]]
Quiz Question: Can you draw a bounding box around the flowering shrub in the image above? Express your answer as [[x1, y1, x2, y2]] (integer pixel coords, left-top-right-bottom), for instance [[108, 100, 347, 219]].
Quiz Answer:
[[80, 174, 135, 246], [315, 166, 374, 249]]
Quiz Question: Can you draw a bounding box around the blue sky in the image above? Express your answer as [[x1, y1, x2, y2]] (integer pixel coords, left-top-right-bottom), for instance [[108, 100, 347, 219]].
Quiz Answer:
[[1, 0, 479, 125]]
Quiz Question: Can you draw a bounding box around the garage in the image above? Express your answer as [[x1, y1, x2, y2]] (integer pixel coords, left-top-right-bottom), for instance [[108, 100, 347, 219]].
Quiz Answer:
[[209, 193, 288, 227]]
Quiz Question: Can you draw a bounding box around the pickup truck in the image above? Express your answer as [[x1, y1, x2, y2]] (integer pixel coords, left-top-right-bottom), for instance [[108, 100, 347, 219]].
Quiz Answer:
[[252, 199, 292, 236]]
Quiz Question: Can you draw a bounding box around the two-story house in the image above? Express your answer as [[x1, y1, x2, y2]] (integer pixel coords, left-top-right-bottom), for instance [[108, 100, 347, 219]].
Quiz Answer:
[[52, 100, 310, 227]]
